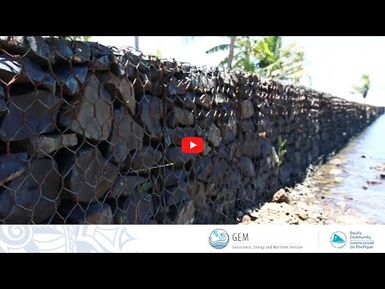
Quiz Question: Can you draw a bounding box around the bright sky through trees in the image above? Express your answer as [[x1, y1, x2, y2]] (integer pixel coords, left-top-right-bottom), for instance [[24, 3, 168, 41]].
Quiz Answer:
[[92, 36, 385, 107]]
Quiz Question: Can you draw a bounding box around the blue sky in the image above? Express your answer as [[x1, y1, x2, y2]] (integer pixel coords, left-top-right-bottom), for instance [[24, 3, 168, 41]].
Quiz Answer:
[[92, 36, 385, 107]]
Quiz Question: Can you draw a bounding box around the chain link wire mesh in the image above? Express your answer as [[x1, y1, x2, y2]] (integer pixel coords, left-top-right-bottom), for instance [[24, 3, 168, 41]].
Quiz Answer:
[[0, 36, 383, 224]]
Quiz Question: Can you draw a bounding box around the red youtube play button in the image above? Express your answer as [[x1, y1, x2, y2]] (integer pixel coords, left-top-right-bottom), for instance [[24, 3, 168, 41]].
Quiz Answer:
[[181, 137, 204, 154]]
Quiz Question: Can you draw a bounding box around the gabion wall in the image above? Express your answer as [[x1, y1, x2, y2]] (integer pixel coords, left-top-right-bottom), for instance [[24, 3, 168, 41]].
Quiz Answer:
[[0, 36, 383, 224]]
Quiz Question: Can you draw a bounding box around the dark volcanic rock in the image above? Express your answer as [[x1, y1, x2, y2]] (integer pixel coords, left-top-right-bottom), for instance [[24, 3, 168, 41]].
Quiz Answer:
[[221, 115, 237, 144], [279, 163, 293, 186], [192, 156, 213, 181], [49, 37, 73, 62], [90, 41, 113, 59], [139, 95, 163, 139], [0, 153, 29, 186], [0, 37, 384, 225], [108, 175, 148, 198], [163, 168, 189, 187], [104, 74, 136, 115], [195, 93, 213, 109], [23, 59, 57, 93], [92, 55, 110, 71], [59, 74, 113, 141], [186, 181, 206, 209], [127, 146, 162, 171], [60, 201, 113, 224], [240, 119, 255, 132], [72, 41, 91, 63], [161, 183, 195, 224], [133, 72, 152, 95], [108, 108, 144, 163], [168, 78, 187, 95], [115, 191, 155, 224], [177, 92, 196, 109], [165, 146, 196, 168], [204, 123, 221, 147], [0, 90, 61, 141], [239, 156, 256, 177], [215, 104, 235, 128], [188, 73, 210, 94], [202, 141, 212, 156], [0, 159, 61, 223], [73, 66, 88, 84], [84, 203, 113, 224], [196, 109, 214, 128], [61, 146, 119, 203], [240, 133, 262, 159], [218, 142, 236, 159], [28, 134, 78, 157], [25, 36, 55, 65], [208, 157, 227, 183], [0, 84, 7, 113], [240, 100, 255, 119], [260, 139, 279, 171], [164, 127, 196, 146], [226, 169, 242, 189], [54, 65, 79, 96], [167, 106, 194, 128]]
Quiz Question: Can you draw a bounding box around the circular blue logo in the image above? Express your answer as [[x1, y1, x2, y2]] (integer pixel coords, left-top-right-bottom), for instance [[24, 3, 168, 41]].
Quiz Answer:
[[330, 231, 347, 248], [209, 228, 229, 249]]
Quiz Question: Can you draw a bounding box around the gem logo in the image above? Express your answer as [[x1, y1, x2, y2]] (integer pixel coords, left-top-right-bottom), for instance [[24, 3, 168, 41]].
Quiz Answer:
[[330, 231, 347, 248], [208, 228, 229, 249], [181, 137, 204, 154]]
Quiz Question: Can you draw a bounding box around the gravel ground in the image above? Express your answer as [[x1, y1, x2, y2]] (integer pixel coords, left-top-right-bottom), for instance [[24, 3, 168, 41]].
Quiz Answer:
[[240, 156, 377, 225]]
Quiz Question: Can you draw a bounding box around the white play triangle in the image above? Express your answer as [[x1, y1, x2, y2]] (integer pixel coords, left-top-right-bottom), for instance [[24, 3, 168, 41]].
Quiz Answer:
[[189, 141, 197, 149]]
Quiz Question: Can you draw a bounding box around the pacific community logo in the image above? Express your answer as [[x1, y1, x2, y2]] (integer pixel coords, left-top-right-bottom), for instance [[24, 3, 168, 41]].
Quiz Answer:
[[330, 231, 347, 248]]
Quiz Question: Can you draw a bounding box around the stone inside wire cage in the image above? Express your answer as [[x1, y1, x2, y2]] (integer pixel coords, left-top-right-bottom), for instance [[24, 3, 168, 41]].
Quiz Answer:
[[0, 36, 383, 224]]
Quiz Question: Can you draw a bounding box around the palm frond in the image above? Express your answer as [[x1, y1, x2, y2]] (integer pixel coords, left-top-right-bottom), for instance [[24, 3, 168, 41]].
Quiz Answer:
[[206, 44, 230, 54]]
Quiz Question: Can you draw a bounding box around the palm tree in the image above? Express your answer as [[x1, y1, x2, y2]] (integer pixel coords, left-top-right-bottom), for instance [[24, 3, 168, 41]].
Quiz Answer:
[[134, 36, 139, 50], [254, 36, 304, 83], [205, 36, 243, 69], [228, 36, 236, 68], [206, 36, 305, 83]]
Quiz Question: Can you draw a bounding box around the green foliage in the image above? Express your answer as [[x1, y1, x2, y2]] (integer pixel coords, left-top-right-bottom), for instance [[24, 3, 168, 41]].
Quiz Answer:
[[353, 74, 370, 98], [65, 36, 92, 42], [231, 37, 257, 72], [206, 36, 305, 83], [206, 36, 257, 71], [149, 49, 162, 58], [277, 136, 287, 167], [254, 37, 305, 83], [206, 44, 231, 54]]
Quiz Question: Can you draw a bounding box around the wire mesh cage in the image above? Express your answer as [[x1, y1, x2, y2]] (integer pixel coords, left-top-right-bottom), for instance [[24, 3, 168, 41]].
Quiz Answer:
[[0, 36, 383, 224]]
